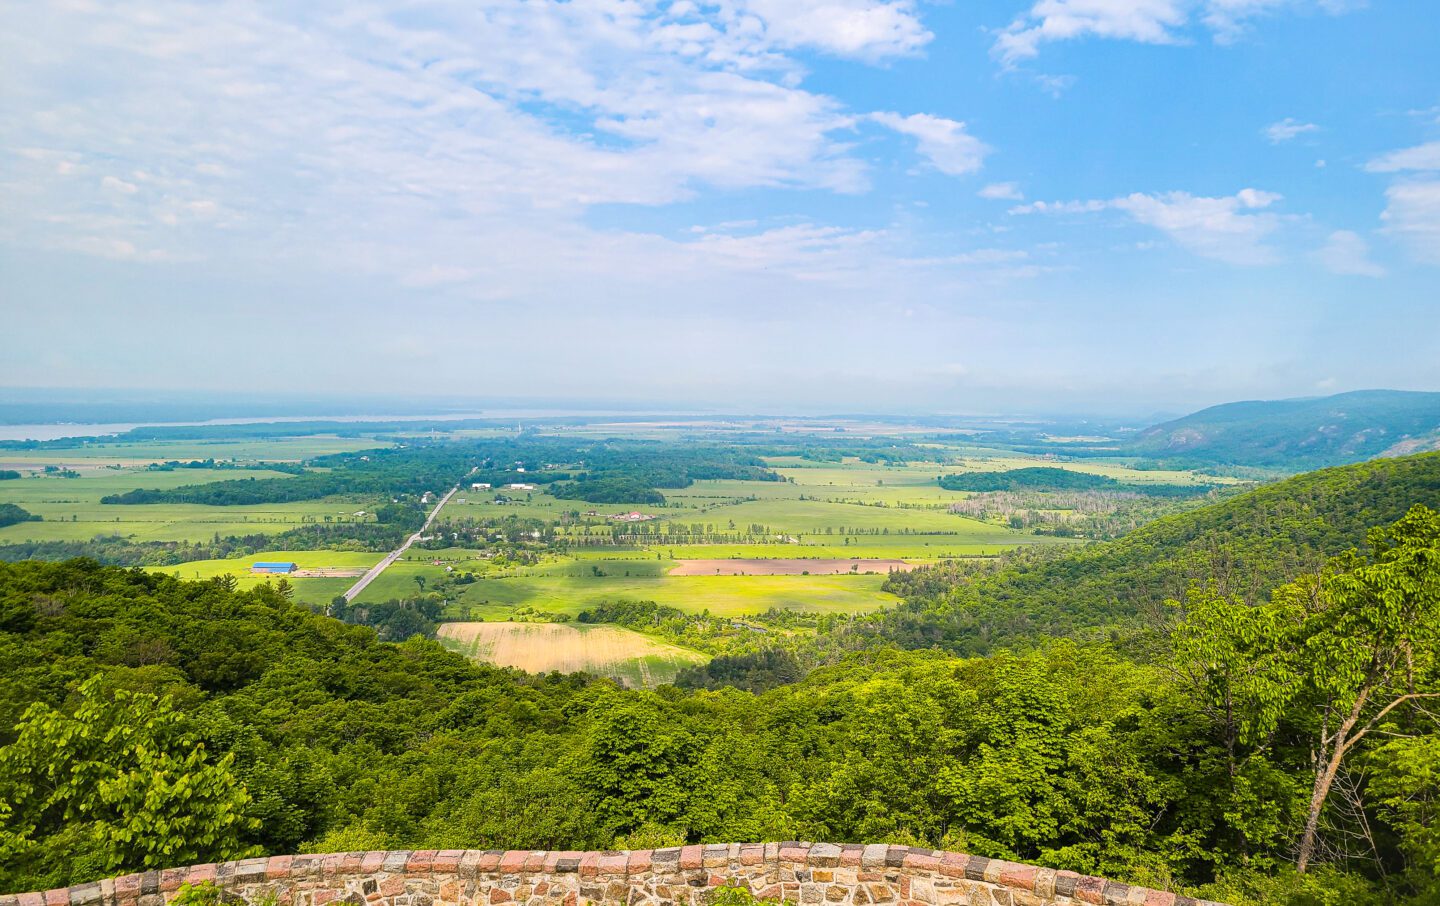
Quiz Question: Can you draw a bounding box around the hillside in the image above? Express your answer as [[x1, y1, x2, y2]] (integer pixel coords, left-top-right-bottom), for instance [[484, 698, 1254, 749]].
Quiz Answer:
[[1125, 389, 1440, 469], [879, 451, 1440, 652]]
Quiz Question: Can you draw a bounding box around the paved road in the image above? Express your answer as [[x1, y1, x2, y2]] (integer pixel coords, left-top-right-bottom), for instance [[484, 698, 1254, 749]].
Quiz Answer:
[[342, 484, 460, 602]]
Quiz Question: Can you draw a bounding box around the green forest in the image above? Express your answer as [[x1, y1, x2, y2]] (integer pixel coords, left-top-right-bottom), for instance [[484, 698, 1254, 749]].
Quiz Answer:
[[1, 451, 1437, 904]]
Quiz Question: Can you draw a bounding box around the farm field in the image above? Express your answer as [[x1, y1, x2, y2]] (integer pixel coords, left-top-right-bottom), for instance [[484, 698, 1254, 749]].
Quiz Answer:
[[362, 556, 897, 618], [0, 434, 388, 468], [437, 621, 707, 687], [667, 558, 916, 575], [0, 466, 388, 543]]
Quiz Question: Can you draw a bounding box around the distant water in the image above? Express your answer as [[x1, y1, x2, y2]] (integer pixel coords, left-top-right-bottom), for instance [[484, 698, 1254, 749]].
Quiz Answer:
[[0, 409, 684, 442]]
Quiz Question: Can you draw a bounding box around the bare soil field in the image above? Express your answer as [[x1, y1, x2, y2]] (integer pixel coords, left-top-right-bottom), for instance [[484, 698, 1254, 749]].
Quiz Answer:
[[667, 558, 918, 576], [437, 621, 707, 687]]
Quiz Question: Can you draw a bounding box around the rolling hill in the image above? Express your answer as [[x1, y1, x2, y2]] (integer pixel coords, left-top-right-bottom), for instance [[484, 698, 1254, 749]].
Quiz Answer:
[[1126, 389, 1440, 469], [877, 451, 1440, 653]]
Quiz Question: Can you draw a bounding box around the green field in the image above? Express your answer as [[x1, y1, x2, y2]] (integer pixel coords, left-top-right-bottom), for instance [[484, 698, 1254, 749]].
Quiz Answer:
[[0, 467, 382, 543], [4, 429, 1222, 632]]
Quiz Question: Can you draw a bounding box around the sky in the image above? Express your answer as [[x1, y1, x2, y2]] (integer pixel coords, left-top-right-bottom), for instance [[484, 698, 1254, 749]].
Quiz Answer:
[[1, 0, 1438, 416]]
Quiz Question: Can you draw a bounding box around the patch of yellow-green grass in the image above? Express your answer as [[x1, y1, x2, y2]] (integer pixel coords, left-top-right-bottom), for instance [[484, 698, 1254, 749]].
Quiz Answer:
[[145, 550, 381, 606], [0, 435, 388, 468], [0, 465, 390, 544], [403, 569, 900, 618], [437, 621, 707, 687]]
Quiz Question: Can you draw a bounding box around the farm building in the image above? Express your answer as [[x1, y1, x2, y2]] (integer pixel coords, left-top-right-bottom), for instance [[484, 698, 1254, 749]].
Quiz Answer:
[[251, 562, 298, 574], [471, 482, 492, 489]]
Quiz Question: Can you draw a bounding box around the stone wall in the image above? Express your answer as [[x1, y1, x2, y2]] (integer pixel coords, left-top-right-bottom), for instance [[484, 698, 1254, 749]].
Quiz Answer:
[[1, 844, 1227, 906]]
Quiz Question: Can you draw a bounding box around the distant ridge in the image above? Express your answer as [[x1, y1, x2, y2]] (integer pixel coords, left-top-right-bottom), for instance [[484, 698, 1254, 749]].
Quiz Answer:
[[1127, 389, 1440, 468]]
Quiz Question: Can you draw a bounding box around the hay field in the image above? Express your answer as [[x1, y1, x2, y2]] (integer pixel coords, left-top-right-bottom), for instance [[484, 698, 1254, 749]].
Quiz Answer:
[[667, 558, 916, 575], [437, 621, 707, 687]]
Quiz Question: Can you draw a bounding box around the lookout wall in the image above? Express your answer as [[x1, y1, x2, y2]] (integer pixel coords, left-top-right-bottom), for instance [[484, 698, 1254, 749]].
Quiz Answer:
[[2, 844, 1227, 906]]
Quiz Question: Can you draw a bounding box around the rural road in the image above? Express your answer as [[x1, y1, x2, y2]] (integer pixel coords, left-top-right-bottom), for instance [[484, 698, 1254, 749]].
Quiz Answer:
[[342, 484, 460, 602]]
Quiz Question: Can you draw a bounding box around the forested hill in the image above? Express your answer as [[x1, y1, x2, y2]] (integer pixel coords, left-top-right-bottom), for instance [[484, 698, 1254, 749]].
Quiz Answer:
[[1124, 389, 1440, 469], [878, 451, 1440, 653]]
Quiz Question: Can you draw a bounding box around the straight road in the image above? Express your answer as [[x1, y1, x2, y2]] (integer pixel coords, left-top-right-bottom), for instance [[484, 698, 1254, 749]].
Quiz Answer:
[[342, 483, 460, 602]]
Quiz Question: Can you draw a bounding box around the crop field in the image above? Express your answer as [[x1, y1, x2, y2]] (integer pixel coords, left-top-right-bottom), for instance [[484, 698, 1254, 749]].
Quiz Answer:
[[361, 554, 898, 618], [0, 467, 389, 543], [437, 621, 708, 687], [0, 434, 387, 468], [666, 558, 916, 575]]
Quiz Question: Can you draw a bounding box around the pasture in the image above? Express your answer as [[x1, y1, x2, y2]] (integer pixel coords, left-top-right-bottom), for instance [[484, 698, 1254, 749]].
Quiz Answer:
[[437, 621, 707, 687]]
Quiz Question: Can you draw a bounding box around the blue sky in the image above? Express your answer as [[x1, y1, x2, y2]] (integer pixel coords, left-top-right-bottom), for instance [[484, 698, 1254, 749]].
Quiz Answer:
[[1, 0, 1437, 414]]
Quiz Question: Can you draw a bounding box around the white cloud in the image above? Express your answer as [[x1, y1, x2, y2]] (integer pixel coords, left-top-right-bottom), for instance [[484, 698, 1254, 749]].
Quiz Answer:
[[730, 0, 932, 60], [1264, 117, 1319, 143], [870, 112, 989, 176], [1365, 141, 1440, 173], [100, 176, 138, 195], [1379, 180, 1440, 264], [979, 182, 1025, 200], [994, 0, 1353, 65], [0, 0, 989, 289], [1315, 230, 1385, 276], [1015, 188, 1285, 264]]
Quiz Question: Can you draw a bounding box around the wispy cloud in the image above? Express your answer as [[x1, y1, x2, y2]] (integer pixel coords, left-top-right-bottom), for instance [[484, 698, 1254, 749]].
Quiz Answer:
[[1365, 141, 1440, 173], [1014, 188, 1286, 264], [870, 112, 990, 176], [993, 0, 1354, 65], [1365, 141, 1440, 264], [0, 0, 981, 290], [1315, 230, 1385, 276], [979, 182, 1025, 201], [1264, 117, 1319, 143]]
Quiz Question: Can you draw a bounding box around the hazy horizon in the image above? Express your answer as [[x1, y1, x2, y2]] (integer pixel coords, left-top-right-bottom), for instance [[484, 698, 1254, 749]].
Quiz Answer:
[[3, 2, 1438, 410]]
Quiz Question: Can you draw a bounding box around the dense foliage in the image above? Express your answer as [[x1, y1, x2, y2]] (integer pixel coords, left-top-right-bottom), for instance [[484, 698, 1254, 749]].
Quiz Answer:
[[0, 505, 39, 529], [877, 453, 1440, 654], [0, 541, 1435, 903], [939, 468, 1213, 498], [4, 450, 1440, 906]]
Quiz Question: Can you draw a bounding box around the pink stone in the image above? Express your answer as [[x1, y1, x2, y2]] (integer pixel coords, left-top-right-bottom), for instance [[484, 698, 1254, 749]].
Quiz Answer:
[[479, 852, 505, 872], [43, 890, 66, 906], [901, 853, 939, 872], [408, 851, 438, 872], [361, 852, 387, 873], [499, 851, 528, 874], [523, 852, 546, 872], [267, 856, 294, 881], [998, 864, 1035, 892], [579, 852, 601, 878], [598, 853, 628, 876], [628, 851, 653, 873], [739, 845, 765, 866], [779, 844, 809, 864], [1143, 892, 1176, 906], [186, 866, 217, 885], [1074, 877, 1105, 905], [434, 850, 464, 873], [679, 846, 704, 870]]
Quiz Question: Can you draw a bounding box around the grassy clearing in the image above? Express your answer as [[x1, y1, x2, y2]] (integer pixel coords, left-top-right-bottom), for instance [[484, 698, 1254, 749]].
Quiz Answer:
[[437, 621, 707, 687], [0, 466, 384, 543], [0, 435, 388, 468], [366, 558, 897, 617]]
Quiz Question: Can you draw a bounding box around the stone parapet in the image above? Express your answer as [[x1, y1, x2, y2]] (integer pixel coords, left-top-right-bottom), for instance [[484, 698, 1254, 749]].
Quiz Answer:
[[1, 843, 1227, 906]]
